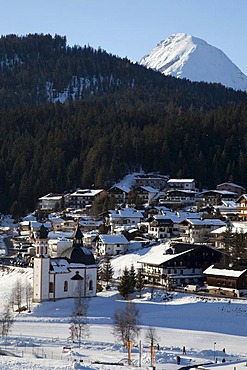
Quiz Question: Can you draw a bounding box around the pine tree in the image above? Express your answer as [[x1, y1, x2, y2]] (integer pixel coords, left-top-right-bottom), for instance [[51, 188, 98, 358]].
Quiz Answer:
[[101, 255, 114, 289], [221, 224, 233, 265], [135, 270, 145, 297], [232, 230, 247, 260], [118, 267, 131, 299], [129, 264, 136, 293]]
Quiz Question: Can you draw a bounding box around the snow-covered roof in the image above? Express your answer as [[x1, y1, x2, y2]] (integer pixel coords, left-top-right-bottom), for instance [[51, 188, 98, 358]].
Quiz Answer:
[[201, 190, 237, 196], [217, 182, 245, 189], [138, 243, 193, 266], [139, 186, 159, 193], [110, 184, 130, 193], [99, 234, 129, 245], [71, 189, 104, 197], [49, 217, 65, 223], [203, 264, 247, 278], [182, 218, 226, 226], [168, 178, 195, 183], [237, 193, 247, 202], [210, 221, 247, 235], [38, 193, 63, 200], [79, 219, 102, 227], [153, 214, 173, 221], [48, 230, 74, 239], [167, 189, 196, 194], [109, 208, 144, 218]]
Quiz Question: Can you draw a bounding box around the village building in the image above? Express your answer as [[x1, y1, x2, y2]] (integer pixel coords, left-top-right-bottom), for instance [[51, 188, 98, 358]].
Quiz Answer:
[[47, 236, 73, 258], [138, 242, 223, 289], [33, 224, 97, 302], [95, 234, 129, 256], [49, 216, 66, 231], [108, 185, 130, 206], [133, 186, 159, 205], [19, 220, 52, 238], [209, 221, 247, 249], [203, 263, 247, 297], [79, 217, 103, 232], [200, 190, 238, 205], [213, 201, 239, 221], [67, 189, 107, 210], [216, 182, 245, 197], [160, 189, 198, 208], [103, 208, 144, 233], [146, 215, 174, 240], [38, 193, 64, 216], [167, 179, 196, 191], [236, 194, 247, 221], [140, 209, 204, 239], [178, 218, 226, 244], [134, 174, 169, 190]]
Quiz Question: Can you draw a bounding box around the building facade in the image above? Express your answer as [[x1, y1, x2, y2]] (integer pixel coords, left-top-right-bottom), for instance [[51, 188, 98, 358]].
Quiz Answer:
[[33, 225, 97, 302]]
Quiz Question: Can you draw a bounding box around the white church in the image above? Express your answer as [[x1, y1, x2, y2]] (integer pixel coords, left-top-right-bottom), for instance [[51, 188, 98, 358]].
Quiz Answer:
[[33, 224, 97, 302]]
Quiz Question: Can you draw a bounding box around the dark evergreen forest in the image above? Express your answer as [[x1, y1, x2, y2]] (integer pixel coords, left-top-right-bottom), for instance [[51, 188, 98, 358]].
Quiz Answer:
[[1, 33, 247, 216]]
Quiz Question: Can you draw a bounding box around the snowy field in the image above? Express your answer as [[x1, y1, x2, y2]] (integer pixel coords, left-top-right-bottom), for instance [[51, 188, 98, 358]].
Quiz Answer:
[[0, 265, 247, 370]]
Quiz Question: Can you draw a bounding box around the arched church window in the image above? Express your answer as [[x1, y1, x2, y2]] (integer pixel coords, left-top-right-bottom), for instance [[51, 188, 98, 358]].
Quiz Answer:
[[64, 281, 68, 292]]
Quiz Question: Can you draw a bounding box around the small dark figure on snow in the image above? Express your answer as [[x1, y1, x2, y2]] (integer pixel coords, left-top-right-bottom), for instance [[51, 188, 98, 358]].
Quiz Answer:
[[157, 343, 160, 350], [182, 346, 186, 355], [223, 348, 225, 353]]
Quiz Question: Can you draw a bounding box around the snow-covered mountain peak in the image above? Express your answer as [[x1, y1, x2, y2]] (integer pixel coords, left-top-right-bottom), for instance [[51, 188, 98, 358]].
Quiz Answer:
[[140, 33, 247, 92]]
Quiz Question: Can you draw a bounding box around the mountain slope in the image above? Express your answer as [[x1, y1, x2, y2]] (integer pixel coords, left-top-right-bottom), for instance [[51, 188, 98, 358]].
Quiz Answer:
[[1, 34, 247, 216], [0, 33, 247, 111], [140, 33, 247, 92]]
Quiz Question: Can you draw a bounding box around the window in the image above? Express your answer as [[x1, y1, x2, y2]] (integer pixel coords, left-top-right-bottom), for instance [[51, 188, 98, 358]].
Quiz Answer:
[[89, 280, 93, 291], [49, 282, 54, 293], [64, 281, 68, 292]]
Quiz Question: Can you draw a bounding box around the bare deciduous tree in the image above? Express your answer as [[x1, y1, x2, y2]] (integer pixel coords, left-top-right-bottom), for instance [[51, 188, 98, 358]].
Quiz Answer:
[[145, 326, 160, 367], [145, 326, 160, 346], [70, 281, 90, 347], [12, 279, 24, 313], [113, 301, 140, 345], [0, 301, 14, 338], [25, 280, 33, 313]]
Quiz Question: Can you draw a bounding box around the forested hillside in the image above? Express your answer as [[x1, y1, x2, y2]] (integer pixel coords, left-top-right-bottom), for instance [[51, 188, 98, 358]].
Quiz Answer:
[[1, 34, 247, 216]]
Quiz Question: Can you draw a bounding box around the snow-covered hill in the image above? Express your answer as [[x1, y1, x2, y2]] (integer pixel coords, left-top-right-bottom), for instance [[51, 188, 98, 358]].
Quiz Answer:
[[0, 252, 247, 369], [140, 33, 247, 92]]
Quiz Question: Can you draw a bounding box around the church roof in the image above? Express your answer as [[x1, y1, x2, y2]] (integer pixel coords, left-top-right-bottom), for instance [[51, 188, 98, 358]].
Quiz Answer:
[[73, 223, 84, 241], [39, 224, 48, 239], [60, 246, 95, 265]]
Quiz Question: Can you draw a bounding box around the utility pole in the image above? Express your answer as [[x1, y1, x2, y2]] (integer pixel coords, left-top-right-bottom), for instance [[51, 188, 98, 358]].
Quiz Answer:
[[139, 340, 142, 367]]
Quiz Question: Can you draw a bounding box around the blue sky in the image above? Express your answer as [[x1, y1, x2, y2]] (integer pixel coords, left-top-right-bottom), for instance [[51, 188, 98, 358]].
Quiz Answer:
[[1, 0, 247, 73]]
